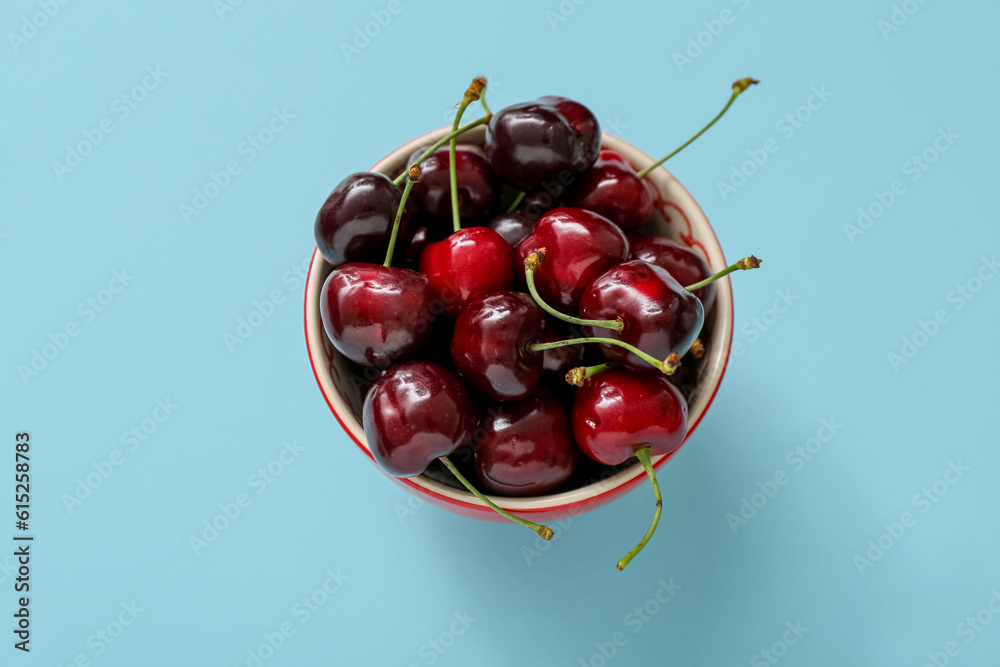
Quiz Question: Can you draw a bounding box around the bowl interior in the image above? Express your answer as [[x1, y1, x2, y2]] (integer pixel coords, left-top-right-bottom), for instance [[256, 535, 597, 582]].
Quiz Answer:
[[304, 124, 734, 513]]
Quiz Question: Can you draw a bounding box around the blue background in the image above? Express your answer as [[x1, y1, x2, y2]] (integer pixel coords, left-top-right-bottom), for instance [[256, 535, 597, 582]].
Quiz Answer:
[[2, 0, 999, 665]]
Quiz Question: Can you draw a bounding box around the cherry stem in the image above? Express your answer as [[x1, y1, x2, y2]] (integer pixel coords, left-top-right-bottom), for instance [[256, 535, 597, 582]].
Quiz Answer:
[[689, 338, 705, 359], [524, 250, 624, 332], [449, 77, 487, 234], [506, 191, 527, 213], [480, 92, 493, 116], [565, 362, 617, 387], [636, 77, 759, 179], [530, 337, 680, 376], [684, 255, 762, 292], [383, 166, 420, 268], [392, 116, 491, 187], [616, 447, 662, 571], [440, 455, 554, 540]]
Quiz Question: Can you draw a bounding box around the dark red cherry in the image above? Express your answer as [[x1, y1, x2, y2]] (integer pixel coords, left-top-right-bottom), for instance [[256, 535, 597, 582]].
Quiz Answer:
[[475, 392, 580, 496], [363, 361, 479, 477], [572, 369, 688, 466], [314, 172, 416, 267], [579, 260, 704, 372], [320, 263, 433, 367], [487, 210, 535, 248], [572, 150, 656, 232], [401, 226, 432, 267], [629, 237, 716, 313], [484, 97, 600, 190], [515, 207, 629, 310], [418, 227, 514, 317], [451, 291, 546, 401], [408, 145, 496, 232], [539, 322, 585, 378]]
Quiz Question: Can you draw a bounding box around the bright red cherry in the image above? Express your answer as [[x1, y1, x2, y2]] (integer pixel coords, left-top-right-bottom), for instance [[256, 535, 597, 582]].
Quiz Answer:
[[320, 263, 433, 367], [419, 227, 514, 317], [515, 207, 628, 310], [475, 392, 580, 496], [629, 237, 716, 313], [408, 145, 496, 232], [451, 291, 546, 401], [579, 260, 704, 372], [314, 172, 417, 266], [485, 97, 600, 191], [571, 149, 656, 232]]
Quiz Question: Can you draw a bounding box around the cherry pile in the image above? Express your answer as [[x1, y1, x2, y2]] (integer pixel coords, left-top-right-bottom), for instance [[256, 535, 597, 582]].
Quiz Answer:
[[314, 77, 761, 570]]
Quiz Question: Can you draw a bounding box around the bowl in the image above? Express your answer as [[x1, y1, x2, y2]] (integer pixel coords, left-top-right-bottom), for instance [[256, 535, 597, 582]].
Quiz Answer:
[[304, 124, 734, 523]]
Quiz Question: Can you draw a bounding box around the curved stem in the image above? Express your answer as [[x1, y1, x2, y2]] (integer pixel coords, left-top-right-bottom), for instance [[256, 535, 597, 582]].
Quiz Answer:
[[449, 97, 475, 233], [684, 255, 761, 292], [506, 190, 527, 213], [383, 171, 418, 268], [524, 255, 623, 332], [480, 94, 493, 116], [616, 447, 662, 571], [565, 361, 617, 387], [529, 337, 679, 375], [636, 77, 759, 179], [441, 456, 553, 540], [392, 116, 491, 186]]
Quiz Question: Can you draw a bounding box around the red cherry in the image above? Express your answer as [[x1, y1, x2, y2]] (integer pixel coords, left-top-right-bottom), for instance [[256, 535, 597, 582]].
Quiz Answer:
[[515, 207, 629, 311], [539, 322, 586, 378], [475, 392, 580, 496], [419, 227, 515, 317], [408, 145, 496, 232], [571, 150, 656, 233], [320, 263, 433, 367], [629, 237, 715, 313]]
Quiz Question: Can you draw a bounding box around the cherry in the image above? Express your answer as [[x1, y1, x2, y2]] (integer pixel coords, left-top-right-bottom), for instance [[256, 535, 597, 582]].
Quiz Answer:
[[572, 369, 688, 570], [451, 291, 546, 401], [400, 226, 432, 267], [630, 237, 716, 312], [418, 227, 514, 317], [364, 360, 554, 538], [475, 392, 580, 496], [539, 322, 585, 379], [320, 263, 434, 367], [485, 96, 600, 190], [579, 260, 704, 372], [571, 149, 656, 232], [487, 210, 535, 248], [408, 144, 496, 231], [515, 207, 629, 310], [314, 172, 417, 267]]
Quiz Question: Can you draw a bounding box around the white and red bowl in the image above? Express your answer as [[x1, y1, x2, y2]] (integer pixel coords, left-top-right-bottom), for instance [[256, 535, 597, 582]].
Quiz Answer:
[[304, 124, 734, 523]]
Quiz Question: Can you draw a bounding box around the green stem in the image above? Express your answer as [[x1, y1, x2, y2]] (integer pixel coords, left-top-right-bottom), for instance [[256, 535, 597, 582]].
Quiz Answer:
[[392, 116, 491, 187], [529, 337, 678, 375], [636, 78, 759, 179], [480, 94, 493, 116], [565, 362, 617, 387], [450, 97, 475, 233], [525, 263, 623, 332], [383, 172, 417, 268], [506, 190, 527, 213], [616, 447, 662, 571], [440, 456, 554, 540], [684, 255, 761, 292]]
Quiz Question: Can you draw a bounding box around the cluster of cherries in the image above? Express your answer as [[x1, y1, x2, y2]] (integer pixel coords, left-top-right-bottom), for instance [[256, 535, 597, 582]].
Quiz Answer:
[[314, 77, 760, 570]]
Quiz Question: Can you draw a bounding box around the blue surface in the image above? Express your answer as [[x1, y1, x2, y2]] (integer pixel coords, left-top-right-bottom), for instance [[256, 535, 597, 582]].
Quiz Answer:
[[2, 0, 999, 664]]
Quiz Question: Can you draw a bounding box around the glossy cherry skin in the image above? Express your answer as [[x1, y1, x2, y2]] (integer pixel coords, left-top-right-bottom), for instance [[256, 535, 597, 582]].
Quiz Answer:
[[580, 260, 704, 372], [314, 172, 416, 266], [363, 361, 479, 477], [475, 392, 580, 496], [572, 150, 656, 232], [451, 291, 546, 401], [408, 145, 496, 232], [629, 237, 715, 313], [419, 227, 514, 317], [485, 97, 600, 191], [487, 210, 535, 248], [516, 207, 629, 310], [320, 263, 433, 367], [572, 369, 688, 466]]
